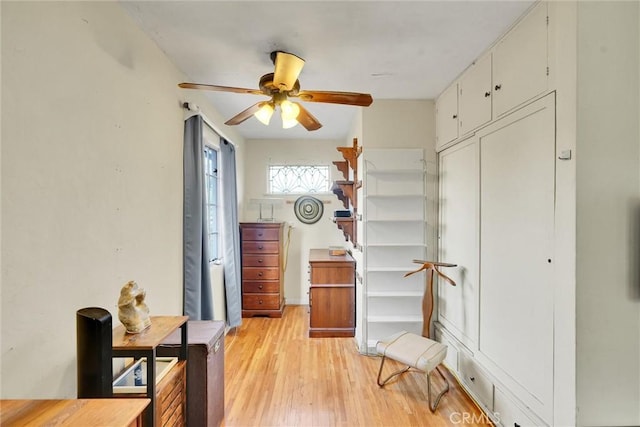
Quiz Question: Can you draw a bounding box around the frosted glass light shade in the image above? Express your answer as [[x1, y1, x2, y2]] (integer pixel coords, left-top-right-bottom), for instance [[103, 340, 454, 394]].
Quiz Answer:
[[280, 100, 300, 128], [254, 103, 274, 125]]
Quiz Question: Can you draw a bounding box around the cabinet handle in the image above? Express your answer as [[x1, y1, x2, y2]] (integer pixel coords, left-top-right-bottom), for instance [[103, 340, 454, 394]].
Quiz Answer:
[[514, 424, 521, 427], [494, 84, 502, 91], [452, 114, 458, 119], [484, 91, 491, 97], [469, 376, 475, 382]]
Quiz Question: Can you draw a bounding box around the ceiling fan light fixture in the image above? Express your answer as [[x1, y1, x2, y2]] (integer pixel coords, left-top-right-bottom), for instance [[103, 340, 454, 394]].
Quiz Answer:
[[254, 102, 274, 125], [280, 100, 300, 129]]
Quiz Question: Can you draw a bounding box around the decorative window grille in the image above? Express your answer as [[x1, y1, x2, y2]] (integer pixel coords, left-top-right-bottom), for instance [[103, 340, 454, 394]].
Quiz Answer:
[[268, 165, 330, 194]]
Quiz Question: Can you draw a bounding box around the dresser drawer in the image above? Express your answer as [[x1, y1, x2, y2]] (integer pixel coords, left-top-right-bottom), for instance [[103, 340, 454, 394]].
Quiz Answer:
[[243, 281, 280, 293], [242, 254, 279, 267], [242, 267, 279, 280], [243, 294, 281, 310], [494, 387, 540, 427], [242, 227, 279, 241], [459, 352, 494, 410], [242, 241, 279, 254]]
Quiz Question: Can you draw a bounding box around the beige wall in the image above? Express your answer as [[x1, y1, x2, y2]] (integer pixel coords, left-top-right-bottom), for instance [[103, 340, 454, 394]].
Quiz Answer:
[[575, 2, 640, 425], [362, 99, 437, 261], [242, 138, 348, 304], [1, 1, 243, 398]]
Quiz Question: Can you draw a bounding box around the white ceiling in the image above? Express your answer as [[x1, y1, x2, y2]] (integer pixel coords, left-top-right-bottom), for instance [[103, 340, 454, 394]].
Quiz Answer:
[[120, 1, 535, 140]]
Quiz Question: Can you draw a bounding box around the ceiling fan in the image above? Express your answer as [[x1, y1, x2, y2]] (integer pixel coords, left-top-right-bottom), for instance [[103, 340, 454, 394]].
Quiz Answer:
[[178, 51, 373, 131]]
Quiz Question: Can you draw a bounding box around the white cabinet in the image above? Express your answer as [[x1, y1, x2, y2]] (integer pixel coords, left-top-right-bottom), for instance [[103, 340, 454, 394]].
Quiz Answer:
[[459, 54, 493, 135], [435, 83, 459, 150], [359, 149, 426, 353], [437, 139, 479, 350], [435, 2, 549, 149], [477, 93, 555, 423], [493, 2, 548, 118]]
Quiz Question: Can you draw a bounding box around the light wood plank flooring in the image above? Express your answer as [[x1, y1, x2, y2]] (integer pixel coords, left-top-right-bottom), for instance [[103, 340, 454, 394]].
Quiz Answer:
[[224, 305, 491, 426]]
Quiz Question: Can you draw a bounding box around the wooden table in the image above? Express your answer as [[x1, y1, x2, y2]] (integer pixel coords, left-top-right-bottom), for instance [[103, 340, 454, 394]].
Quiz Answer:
[[0, 399, 150, 426]]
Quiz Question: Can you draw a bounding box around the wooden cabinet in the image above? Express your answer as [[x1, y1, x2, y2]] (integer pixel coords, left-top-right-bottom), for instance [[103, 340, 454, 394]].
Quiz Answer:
[[112, 316, 188, 427], [240, 222, 284, 318], [308, 249, 355, 337]]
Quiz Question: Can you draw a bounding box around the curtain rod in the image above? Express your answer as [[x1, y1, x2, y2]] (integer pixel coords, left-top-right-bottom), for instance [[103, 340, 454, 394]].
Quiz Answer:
[[182, 102, 237, 147]]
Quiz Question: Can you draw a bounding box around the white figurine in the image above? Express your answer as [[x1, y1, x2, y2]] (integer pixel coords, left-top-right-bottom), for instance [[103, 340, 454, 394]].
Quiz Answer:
[[118, 281, 151, 333]]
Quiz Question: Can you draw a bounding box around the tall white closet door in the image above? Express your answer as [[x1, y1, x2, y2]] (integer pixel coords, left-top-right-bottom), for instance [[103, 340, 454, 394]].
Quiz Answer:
[[438, 139, 479, 349], [478, 94, 555, 421]]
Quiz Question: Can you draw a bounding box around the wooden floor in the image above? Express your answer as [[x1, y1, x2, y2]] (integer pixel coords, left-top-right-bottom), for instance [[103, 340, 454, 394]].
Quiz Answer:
[[224, 305, 491, 426]]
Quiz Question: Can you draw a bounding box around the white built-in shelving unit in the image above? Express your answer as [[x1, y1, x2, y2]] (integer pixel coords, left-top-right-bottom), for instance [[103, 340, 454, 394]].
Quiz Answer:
[[358, 149, 427, 354]]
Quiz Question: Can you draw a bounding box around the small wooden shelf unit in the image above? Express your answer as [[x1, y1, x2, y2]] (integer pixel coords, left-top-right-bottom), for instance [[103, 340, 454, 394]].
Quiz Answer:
[[112, 316, 188, 426]]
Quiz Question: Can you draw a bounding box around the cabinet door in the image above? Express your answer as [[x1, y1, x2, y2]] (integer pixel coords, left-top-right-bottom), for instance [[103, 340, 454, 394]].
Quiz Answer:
[[478, 94, 555, 422], [310, 287, 355, 330], [459, 54, 493, 135], [436, 83, 459, 150], [492, 2, 548, 117], [438, 139, 479, 349]]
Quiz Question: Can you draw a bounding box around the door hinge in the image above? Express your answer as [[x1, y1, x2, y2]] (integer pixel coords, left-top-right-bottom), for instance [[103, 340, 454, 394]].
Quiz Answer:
[[546, 66, 549, 76], [546, 15, 549, 26]]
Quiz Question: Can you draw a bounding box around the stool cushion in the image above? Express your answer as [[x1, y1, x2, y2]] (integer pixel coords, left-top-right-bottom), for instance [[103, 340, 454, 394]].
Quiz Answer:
[[376, 331, 447, 374]]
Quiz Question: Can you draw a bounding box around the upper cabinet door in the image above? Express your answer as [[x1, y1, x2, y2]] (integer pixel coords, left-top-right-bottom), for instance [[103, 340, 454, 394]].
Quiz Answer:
[[436, 83, 459, 150], [459, 54, 493, 136], [492, 2, 548, 117]]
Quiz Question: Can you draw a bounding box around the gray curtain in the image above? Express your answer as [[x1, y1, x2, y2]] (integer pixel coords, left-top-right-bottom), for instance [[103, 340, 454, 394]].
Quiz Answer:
[[183, 115, 214, 320], [220, 139, 242, 327]]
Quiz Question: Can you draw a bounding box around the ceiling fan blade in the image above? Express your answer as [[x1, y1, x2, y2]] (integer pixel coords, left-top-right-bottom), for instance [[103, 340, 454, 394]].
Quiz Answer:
[[179, 82, 263, 95], [295, 103, 322, 131], [296, 90, 373, 107], [225, 102, 263, 126], [273, 52, 305, 92]]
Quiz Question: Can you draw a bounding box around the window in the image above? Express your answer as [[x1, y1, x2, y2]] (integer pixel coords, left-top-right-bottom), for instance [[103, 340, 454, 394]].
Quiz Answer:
[[204, 145, 219, 262], [268, 165, 330, 194]]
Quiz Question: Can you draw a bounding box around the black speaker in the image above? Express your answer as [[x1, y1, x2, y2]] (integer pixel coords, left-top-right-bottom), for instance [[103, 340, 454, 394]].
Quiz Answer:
[[76, 307, 113, 398]]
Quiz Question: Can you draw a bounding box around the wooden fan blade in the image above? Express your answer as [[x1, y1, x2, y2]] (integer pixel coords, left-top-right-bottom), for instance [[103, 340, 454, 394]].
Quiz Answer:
[[295, 103, 322, 131], [296, 90, 373, 107], [225, 102, 263, 126], [273, 52, 305, 92], [179, 82, 263, 95]]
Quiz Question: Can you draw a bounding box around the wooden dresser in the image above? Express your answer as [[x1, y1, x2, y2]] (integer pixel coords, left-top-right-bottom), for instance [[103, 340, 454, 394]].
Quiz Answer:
[[308, 249, 356, 337], [240, 222, 285, 318]]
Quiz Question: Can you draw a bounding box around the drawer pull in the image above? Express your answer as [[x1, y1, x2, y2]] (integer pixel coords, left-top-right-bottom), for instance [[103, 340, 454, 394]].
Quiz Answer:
[[259, 299, 263, 305], [469, 376, 475, 382], [258, 245, 264, 250], [258, 259, 263, 263], [514, 424, 521, 427], [258, 285, 263, 290], [258, 272, 263, 277]]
